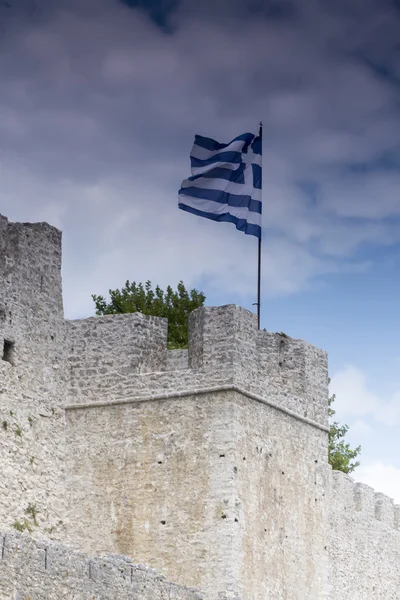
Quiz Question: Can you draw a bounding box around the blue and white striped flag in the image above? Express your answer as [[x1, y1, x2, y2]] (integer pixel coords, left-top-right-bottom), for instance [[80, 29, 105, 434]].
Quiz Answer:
[[178, 132, 262, 238]]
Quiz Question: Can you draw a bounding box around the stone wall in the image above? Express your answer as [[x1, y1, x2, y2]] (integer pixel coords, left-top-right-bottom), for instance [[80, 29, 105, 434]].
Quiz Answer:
[[3, 214, 400, 600], [65, 391, 240, 598], [63, 304, 331, 600], [0, 215, 67, 541], [64, 388, 330, 600], [0, 215, 65, 399], [0, 531, 202, 600], [67, 313, 168, 404], [328, 470, 400, 600], [167, 349, 189, 371], [61, 301, 331, 599], [234, 392, 330, 599]]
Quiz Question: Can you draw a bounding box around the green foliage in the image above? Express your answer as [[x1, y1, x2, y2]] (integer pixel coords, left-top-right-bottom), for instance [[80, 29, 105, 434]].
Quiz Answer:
[[25, 503, 39, 527], [12, 504, 40, 533], [2, 420, 7, 431], [92, 280, 206, 349], [328, 382, 361, 474], [12, 520, 32, 533]]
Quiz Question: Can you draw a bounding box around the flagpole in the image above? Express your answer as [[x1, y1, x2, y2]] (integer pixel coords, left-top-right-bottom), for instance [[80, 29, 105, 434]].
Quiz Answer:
[[257, 121, 263, 330]]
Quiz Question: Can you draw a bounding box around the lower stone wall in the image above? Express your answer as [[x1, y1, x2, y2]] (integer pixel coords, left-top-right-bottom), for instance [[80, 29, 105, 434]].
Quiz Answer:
[[0, 531, 203, 600]]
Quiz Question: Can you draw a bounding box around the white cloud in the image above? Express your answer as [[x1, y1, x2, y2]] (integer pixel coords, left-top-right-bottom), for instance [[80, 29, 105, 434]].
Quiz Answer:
[[330, 365, 400, 426], [1, 0, 400, 318], [355, 461, 400, 504], [350, 419, 374, 437]]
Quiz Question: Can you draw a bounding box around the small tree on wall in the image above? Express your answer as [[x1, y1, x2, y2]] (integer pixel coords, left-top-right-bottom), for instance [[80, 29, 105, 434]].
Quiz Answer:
[[92, 280, 206, 349], [328, 380, 361, 474]]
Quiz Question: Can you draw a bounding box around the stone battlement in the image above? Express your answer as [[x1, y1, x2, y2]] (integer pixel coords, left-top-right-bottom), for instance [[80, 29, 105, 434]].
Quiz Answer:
[[331, 470, 400, 530], [329, 470, 400, 598], [67, 305, 329, 429]]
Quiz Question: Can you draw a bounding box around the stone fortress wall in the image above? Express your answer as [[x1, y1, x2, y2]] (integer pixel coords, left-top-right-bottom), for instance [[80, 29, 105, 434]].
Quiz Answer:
[[0, 214, 400, 599]]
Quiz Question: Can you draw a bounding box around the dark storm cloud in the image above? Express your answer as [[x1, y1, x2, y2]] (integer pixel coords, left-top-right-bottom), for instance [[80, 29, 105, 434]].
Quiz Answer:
[[119, 0, 178, 30], [0, 0, 400, 317]]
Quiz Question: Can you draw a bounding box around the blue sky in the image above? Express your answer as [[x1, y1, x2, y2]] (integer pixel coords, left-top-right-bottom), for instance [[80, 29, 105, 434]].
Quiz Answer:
[[1, 0, 400, 500]]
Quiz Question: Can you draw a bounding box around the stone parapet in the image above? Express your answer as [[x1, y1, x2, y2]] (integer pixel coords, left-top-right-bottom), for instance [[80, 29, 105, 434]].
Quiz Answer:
[[328, 470, 400, 599], [67, 305, 328, 428], [0, 530, 203, 600]]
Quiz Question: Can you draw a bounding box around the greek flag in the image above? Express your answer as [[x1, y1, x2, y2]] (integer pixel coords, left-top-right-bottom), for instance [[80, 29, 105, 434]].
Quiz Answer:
[[178, 132, 262, 239]]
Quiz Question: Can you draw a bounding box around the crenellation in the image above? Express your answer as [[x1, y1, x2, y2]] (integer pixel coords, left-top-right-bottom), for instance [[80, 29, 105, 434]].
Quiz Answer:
[[354, 481, 376, 515], [188, 304, 257, 373], [331, 470, 356, 509], [67, 305, 329, 434], [329, 471, 400, 599], [253, 330, 329, 426], [67, 312, 168, 403], [394, 505, 400, 530], [331, 470, 400, 530], [374, 492, 395, 525]]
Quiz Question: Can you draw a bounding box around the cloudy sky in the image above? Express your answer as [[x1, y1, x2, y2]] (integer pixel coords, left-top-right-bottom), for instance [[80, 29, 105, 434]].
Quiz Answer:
[[1, 0, 400, 501]]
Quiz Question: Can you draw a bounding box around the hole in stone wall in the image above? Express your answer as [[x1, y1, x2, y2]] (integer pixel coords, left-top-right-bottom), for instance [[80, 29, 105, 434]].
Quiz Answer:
[[160, 520, 166, 525], [2, 340, 14, 365]]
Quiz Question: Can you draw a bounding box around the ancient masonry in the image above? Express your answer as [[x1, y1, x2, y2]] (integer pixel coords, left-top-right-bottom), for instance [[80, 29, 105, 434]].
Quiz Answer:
[[0, 214, 399, 600]]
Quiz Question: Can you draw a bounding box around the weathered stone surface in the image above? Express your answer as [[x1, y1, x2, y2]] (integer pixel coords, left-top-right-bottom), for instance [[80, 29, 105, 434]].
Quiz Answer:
[[66, 304, 329, 431], [167, 349, 189, 371], [1, 214, 400, 600], [65, 389, 330, 599], [328, 471, 400, 599], [0, 215, 67, 541], [0, 531, 202, 600]]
